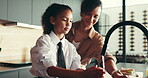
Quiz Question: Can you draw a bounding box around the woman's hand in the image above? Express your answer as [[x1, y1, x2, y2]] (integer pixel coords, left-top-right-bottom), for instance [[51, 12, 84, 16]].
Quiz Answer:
[[112, 72, 129, 78]]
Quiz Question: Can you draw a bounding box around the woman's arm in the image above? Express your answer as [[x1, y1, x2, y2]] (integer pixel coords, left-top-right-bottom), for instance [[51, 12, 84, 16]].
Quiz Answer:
[[105, 59, 128, 78], [105, 59, 118, 74]]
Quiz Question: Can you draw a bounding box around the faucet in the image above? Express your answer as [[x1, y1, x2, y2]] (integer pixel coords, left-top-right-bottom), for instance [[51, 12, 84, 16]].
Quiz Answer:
[[101, 21, 148, 68]]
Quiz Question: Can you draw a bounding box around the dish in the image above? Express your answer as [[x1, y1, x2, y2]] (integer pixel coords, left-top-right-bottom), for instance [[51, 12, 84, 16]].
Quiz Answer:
[[120, 68, 135, 75]]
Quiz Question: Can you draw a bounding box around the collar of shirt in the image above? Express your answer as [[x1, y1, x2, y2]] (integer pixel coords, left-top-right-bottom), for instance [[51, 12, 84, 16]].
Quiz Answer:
[[87, 27, 96, 39], [49, 31, 65, 46]]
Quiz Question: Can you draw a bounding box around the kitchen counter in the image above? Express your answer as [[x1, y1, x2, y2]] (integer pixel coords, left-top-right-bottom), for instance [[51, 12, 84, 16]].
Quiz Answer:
[[0, 64, 112, 78], [1, 62, 147, 78], [0, 65, 31, 73], [117, 63, 148, 78]]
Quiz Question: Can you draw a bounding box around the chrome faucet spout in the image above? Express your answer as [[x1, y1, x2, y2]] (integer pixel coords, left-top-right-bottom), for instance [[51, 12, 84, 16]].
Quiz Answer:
[[101, 21, 148, 56]]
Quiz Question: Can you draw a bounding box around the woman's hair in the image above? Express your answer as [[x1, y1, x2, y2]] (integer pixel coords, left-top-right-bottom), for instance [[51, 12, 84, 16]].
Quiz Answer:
[[81, 0, 102, 13], [41, 3, 72, 34]]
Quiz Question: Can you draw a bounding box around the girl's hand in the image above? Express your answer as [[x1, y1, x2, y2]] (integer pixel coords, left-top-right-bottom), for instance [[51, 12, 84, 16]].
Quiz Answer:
[[81, 66, 106, 78]]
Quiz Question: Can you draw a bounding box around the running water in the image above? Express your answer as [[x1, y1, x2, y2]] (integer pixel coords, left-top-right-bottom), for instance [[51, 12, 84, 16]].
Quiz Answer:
[[102, 56, 105, 69]]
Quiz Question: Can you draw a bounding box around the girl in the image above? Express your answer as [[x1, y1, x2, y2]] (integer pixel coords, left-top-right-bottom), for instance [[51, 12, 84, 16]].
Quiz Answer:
[[30, 3, 105, 78]]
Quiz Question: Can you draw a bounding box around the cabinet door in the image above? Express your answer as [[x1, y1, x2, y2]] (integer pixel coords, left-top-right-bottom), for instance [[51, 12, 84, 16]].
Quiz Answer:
[[63, 0, 74, 10], [0, 0, 7, 20], [7, 0, 32, 24], [0, 71, 18, 78], [73, 0, 82, 22], [32, 0, 49, 26], [63, 0, 82, 22], [19, 68, 35, 78], [49, 0, 63, 5]]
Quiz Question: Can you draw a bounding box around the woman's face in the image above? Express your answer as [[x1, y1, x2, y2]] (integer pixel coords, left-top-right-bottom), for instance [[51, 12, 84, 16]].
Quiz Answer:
[[81, 6, 102, 28], [53, 9, 73, 35]]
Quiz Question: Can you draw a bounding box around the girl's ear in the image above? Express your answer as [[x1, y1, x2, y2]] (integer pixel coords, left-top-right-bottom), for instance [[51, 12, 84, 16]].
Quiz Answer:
[[50, 16, 55, 25]]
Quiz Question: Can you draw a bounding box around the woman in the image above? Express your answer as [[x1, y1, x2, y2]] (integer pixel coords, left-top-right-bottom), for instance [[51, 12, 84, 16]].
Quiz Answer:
[[66, 0, 128, 78]]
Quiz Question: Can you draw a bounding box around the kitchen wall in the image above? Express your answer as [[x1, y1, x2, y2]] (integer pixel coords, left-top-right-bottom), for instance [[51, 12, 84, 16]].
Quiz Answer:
[[0, 24, 42, 62]]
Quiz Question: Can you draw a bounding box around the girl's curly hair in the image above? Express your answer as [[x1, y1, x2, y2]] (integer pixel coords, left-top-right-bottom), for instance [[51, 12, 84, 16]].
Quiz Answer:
[[41, 3, 72, 34]]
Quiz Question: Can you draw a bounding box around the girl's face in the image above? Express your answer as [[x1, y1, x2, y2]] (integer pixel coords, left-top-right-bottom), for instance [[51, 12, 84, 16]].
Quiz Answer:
[[52, 9, 73, 36], [81, 6, 102, 28]]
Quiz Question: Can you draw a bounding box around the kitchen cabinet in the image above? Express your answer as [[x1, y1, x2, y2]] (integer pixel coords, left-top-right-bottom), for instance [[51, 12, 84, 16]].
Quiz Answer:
[[0, 66, 35, 78], [0, 0, 82, 25], [63, 0, 75, 19], [63, 0, 74, 9], [7, 0, 32, 24], [19, 68, 34, 78], [0, 71, 18, 78], [32, 0, 49, 26], [0, 0, 7, 20], [49, 0, 63, 5], [61, 0, 82, 22], [73, 0, 82, 22], [62, 0, 82, 22], [49, 0, 82, 22]]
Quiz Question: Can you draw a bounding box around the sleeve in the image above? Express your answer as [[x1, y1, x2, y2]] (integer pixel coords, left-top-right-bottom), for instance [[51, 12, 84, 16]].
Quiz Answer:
[[104, 50, 117, 63], [102, 36, 117, 63], [30, 36, 55, 69], [70, 45, 81, 70]]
